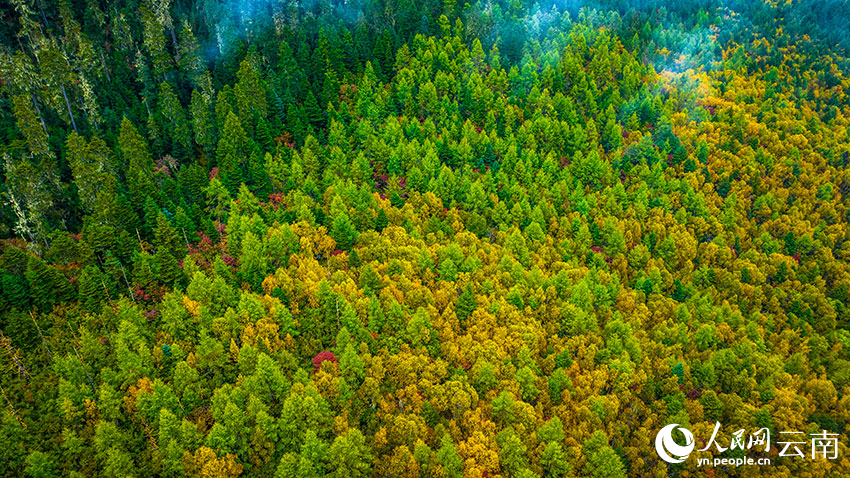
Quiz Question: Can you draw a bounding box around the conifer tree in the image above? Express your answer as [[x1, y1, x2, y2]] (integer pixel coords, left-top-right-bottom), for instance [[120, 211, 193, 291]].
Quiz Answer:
[[158, 82, 193, 159], [234, 60, 268, 125], [216, 112, 252, 193], [12, 94, 50, 158], [67, 133, 116, 215], [78, 264, 106, 313], [190, 88, 217, 156], [120, 118, 156, 206], [331, 213, 359, 251]]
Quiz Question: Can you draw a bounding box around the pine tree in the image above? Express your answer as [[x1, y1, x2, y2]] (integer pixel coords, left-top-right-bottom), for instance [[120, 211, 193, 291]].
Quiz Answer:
[[1, 273, 30, 310], [78, 264, 106, 313], [217, 112, 252, 193], [456, 287, 477, 324], [155, 245, 182, 287], [4, 152, 56, 245], [24, 258, 50, 310], [190, 88, 217, 156], [256, 118, 274, 152], [12, 94, 50, 158], [247, 150, 271, 199], [506, 229, 531, 267], [303, 91, 324, 131], [24, 450, 56, 478], [234, 60, 268, 125], [177, 21, 204, 86], [174, 206, 196, 238], [154, 212, 184, 285], [132, 252, 157, 288], [239, 231, 267, 291], [358, 265, 383, 296], [154, 212, 183, 257], [328, 429, 371, 478], [374, 208, 389, 232], [601, 105, 622, 152], [67, 133, 116, 215], [158, 82, 193, 159], [140, 5, 172, 78], [120, 118, 156, 206], [204, 177, 232, 222], [143, 197, 161, 238], [331, 213, 359, 251]]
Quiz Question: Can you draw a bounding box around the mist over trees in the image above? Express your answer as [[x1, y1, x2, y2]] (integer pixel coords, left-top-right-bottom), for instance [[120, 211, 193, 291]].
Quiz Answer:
[[0, 0, 849, 477]]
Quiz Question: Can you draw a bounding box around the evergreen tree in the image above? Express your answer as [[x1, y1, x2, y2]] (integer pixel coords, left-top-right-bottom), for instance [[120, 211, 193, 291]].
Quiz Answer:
[[12, 94, 50, 158], [155, 245, 182, 287], [234, 60, 268, 125], [303, 91, 324, 131], [239, 231, 267, 291], [158, 82, 193, 159], [25, 257, 72, 311], [78, 264, 106, 313], [328, 429, 371, 478], [331, 213, 359, 251], [177, 21, 204, 86], [67, 132, 116, 215], [1, 272, 30, 310], [190, 88, 217, 156], [216, 112, 252, 193], [456, 287, 477, 324], [154, 212, 183, 257], [119, 118, 156, 206]]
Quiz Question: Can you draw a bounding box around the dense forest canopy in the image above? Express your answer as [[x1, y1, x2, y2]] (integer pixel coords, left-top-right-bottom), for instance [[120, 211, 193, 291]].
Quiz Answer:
[[0, 0, 849, 476]]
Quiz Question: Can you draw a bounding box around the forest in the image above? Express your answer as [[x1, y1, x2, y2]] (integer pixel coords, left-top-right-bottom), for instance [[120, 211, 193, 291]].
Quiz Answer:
[[0, 0, 849, 476]]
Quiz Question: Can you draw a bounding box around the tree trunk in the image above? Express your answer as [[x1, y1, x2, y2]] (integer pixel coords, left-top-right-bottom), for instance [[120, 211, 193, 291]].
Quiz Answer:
[[100, 51, 111, 82], [171, 28, 180, 61], [60, 85, 78, 133], [30, 93, 48, 135]]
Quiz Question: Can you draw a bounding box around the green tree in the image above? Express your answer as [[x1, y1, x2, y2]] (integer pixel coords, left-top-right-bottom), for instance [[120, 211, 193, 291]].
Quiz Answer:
[[119, 118, 156, 205], [190, 87, 217, 155], [158, 82, 192, 158], [328, 428, 371, 478], [583, 431, 626, 478], [497, 427, 528, 476], [331, 213, 358, 251], [240, 231, 268, 290], [601, 105, 622, 152], [155, 244, 182, 287], [506, 228, 531, 267], [217, 112, 252, 193], [4, 153, 56, 245], [78, 264, 106, 313], [177, 21, 203, 86], [541, 442, 570, 477], [66, 133, 115, 215], [24, 450, 56, 478], [140, 5, 171, 78], [456, 287, 477, 324], [234, 60, 268, 124], [26, 257, 73, 311], [12, 94, 50, 158]]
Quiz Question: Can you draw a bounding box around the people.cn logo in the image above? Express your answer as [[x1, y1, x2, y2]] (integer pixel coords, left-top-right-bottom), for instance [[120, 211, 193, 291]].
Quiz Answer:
[[655, 424, 696, 464]]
